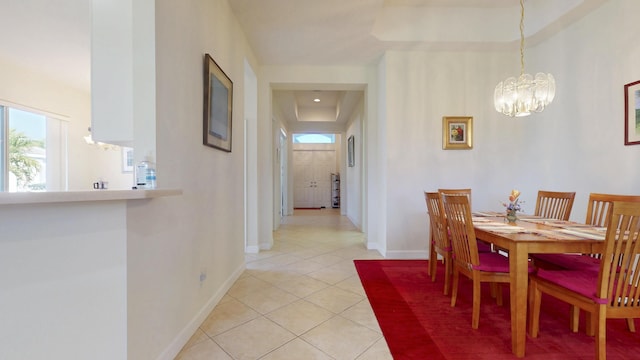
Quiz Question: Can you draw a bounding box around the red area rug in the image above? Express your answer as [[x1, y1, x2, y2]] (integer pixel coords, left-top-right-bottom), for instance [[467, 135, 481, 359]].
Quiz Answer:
[[354, 259, 640, 360]]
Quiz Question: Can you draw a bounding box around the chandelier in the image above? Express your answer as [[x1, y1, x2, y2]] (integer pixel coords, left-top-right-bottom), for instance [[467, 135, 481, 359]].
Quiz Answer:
[[494, 0, 555, 117]]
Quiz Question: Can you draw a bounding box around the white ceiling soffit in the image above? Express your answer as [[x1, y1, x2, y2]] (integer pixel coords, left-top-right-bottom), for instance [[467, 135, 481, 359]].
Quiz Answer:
[[273, 89, 364, 133], [229, 0, 610, 65]]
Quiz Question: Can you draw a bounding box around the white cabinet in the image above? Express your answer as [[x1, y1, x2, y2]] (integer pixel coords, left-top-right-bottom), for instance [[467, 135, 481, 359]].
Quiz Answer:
[[293, 150, 335, 208]]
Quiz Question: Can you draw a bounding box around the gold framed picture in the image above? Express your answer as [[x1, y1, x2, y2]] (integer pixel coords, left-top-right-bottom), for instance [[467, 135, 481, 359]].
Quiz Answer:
[[442, 116, 473, 150]]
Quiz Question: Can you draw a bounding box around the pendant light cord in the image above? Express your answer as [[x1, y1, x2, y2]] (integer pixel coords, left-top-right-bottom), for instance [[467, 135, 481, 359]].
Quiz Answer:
[[519, 0, 525, 76]]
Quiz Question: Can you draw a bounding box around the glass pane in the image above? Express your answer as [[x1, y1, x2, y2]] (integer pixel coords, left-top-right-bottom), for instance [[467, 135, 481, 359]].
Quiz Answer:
[[8, 108, 46, 192], [293, 133, 335, 144]]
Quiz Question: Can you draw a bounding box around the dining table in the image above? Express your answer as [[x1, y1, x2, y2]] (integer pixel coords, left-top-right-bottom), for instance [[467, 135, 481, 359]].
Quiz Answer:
[[471, 212, 606, 358]]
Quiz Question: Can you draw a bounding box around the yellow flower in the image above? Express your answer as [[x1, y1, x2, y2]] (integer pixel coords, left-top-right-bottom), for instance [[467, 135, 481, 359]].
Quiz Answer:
[[509, 189, 520, 202]]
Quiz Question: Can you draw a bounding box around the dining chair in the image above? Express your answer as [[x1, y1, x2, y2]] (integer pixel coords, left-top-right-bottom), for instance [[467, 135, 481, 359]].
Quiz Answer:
[[438, 188, 492, 253], [425, 192, 453, 295], [532, 193, 640, 333], [441, 193, 530, 329], [528, 201, 640, 360], [534, 190, 576, 221]]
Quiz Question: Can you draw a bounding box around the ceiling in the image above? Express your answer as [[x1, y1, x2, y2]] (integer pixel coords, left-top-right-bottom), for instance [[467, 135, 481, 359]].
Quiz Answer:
[[0, 0, 609, 132], [0, 0, 91, 92], [231, 0, 609, 132]]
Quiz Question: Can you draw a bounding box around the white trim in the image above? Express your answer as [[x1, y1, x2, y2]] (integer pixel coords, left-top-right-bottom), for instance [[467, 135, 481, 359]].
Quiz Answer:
[[0, 98, 70, 122]]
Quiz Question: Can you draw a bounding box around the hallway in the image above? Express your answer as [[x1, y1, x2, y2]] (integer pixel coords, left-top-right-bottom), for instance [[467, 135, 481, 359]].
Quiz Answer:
[[175, 209, 391, 359]]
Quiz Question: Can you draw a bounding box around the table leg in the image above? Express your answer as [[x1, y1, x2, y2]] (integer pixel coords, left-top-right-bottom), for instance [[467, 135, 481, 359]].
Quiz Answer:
[[509, 244, 529, 357]]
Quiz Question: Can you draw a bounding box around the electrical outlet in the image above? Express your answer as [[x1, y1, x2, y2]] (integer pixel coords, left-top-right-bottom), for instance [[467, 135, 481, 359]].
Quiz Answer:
[[199, 269, 207, 287]]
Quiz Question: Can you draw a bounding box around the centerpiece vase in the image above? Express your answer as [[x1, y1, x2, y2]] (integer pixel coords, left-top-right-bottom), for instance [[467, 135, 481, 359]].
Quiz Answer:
[[506, 210, 518, 223]]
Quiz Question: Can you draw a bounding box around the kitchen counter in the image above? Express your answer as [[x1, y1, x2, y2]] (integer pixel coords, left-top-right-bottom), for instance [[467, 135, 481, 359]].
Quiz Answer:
[[0, 188, 182, 205]]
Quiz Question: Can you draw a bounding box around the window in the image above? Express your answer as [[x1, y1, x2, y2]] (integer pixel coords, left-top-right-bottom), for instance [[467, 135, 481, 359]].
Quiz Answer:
[[292, 133, 335, 144], [1, 104, 68, 192]]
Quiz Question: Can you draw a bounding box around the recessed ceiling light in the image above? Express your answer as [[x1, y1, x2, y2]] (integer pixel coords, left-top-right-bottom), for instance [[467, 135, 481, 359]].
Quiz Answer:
[[313, 98, 321, 102]]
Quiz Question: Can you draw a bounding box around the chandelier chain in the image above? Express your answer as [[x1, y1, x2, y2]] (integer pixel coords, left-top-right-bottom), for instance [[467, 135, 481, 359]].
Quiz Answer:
[[519, 0, 525, 75]]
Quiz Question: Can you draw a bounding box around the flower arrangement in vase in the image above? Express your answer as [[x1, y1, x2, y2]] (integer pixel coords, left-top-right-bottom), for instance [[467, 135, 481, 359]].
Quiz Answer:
[[502, 189, 522, 223]]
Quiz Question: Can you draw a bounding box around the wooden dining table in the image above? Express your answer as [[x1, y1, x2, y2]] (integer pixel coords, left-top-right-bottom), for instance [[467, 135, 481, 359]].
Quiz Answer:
[[472, 213, 605, 358]]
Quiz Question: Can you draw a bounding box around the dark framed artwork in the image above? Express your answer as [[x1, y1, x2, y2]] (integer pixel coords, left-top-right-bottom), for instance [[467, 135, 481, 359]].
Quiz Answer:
[[624, 80, 640, 145], [203, 53, 233, 152], [348, 135, 355, 167], [442, 116, 473, 150]]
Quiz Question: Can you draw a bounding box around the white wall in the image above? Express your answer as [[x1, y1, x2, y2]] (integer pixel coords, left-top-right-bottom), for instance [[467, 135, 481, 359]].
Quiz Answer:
[[378, 0, 640, 258], [245, 59, 259, 253], [345, 99, 364, 229], [271, 106, 291, 224], [0, 201, 127, 360], [125, 1, 257, 359]]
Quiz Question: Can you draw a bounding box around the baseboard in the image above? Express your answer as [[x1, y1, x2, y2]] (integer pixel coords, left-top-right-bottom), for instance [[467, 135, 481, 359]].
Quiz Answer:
[[346, 214, 361, 230], [156, 262, 245, 360], [383, 250, 429, 259], [245, 245, 260, 254]]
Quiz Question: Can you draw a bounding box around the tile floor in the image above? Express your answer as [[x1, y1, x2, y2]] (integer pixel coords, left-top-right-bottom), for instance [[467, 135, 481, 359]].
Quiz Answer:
[[175, 209, 392, 360]]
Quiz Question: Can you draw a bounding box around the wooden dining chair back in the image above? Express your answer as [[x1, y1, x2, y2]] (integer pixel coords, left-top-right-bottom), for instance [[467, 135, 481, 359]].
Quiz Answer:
[[438, 188, 472, 208], [441, 193, 516, 329], [586, 193, 640, 227], [442, 194, 477, 265], [438, 188, 493, 253], [528, 201, 640, 360], [425, 191, 453, 295], [534, 190, 576, 220]]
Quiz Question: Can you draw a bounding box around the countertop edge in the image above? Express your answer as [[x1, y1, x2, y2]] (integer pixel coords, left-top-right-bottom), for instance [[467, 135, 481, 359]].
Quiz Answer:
[[0, 189, 183, 205]]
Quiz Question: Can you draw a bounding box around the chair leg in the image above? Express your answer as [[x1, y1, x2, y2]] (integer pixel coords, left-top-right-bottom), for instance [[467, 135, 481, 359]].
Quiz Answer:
[[585, 312, 596, 337], [429, 245, 436, 281], [495, 284, 503, 306], [489, 282, 497, 299], [595, 307, 606, 360], [570, 306, 580, 333], [528, 279, 542, 337], [472, 276, 481, 329], [451, 268, 459, 308], [443, 257, 451, 296], [627, 318, 636, 333]]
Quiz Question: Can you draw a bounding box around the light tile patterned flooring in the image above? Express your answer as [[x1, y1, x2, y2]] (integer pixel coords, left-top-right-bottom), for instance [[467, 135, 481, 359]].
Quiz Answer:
[[175, 209, 392, 360]]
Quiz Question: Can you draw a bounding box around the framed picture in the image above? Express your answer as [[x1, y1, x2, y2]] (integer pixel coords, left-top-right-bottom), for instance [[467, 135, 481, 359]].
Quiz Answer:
[[203, 53, 233, 152], [624, 80, 640, 145], [348, 135, 355, 167], [442, 116, 473, 150], [121, 147, 133, 173]]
